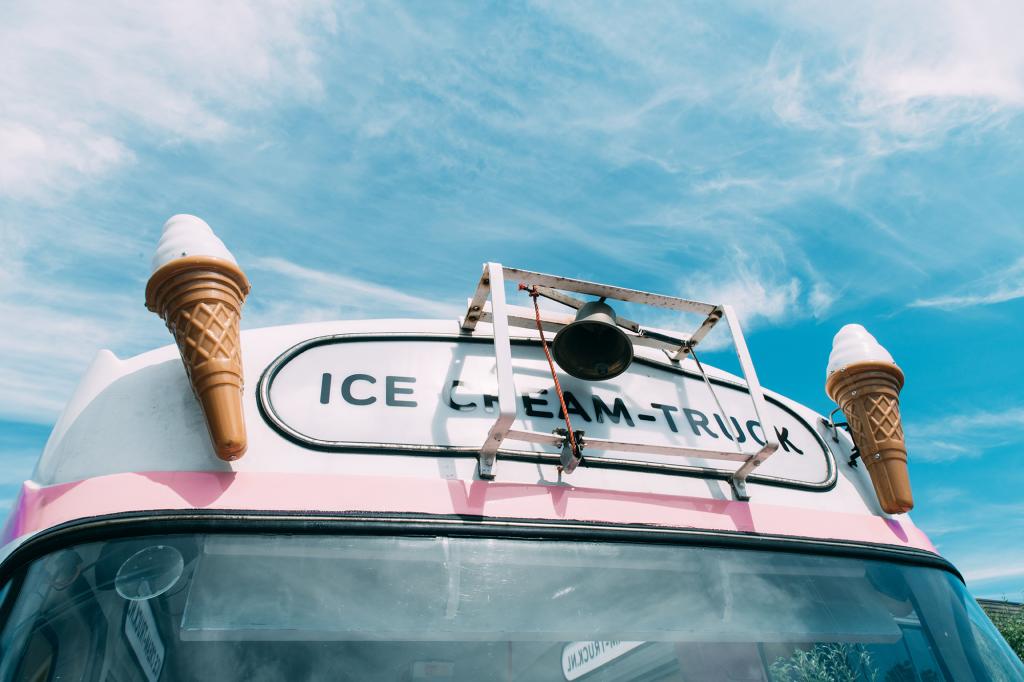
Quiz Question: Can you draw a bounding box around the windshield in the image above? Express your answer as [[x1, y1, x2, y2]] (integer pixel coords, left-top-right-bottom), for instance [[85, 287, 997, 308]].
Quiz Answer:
[[0, 533, 1020, 681]]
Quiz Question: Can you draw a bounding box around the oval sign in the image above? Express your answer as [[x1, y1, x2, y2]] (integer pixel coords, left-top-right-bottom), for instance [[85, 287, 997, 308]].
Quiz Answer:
[[258, 335, 836, 490]]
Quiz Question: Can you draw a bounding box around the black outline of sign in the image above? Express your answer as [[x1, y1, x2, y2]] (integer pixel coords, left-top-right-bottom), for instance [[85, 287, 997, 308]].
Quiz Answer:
[[257, 333, 838, 493]]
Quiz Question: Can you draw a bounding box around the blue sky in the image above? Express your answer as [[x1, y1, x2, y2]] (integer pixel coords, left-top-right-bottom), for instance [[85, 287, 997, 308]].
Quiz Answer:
[[2, 1, 1023, 599]]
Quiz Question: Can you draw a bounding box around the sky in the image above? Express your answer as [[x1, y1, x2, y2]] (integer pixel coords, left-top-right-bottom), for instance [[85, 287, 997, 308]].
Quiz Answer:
[[1, 1, 1023, 599]]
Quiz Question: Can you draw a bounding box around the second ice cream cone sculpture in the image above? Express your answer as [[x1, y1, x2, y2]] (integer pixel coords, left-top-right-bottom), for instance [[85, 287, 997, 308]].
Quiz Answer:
[[825, 324, 913, 514], [146, 215, 251, 461]]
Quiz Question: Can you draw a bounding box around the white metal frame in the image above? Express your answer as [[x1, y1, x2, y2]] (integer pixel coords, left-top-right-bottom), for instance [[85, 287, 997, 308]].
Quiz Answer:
[[461, 263, 780, 501]]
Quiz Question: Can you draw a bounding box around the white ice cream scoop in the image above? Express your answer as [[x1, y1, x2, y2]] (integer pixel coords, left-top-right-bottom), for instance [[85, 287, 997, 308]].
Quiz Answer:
[[151, 214, 237, 272], [826, 324, 895, 377]]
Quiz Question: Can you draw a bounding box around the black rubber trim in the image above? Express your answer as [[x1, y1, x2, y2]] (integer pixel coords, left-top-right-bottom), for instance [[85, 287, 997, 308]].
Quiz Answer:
[[0, 509, 960, 587], [256, 333, 838, 492]]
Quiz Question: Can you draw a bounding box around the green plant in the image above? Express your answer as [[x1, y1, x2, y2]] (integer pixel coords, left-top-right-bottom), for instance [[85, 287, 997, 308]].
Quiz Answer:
[[768, 643, 877, 682], [990, 610, 1024, 662]]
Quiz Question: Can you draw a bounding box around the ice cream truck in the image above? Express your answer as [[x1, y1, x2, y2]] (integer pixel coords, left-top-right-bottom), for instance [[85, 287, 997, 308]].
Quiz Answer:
[[0, 216, 1021, 681]]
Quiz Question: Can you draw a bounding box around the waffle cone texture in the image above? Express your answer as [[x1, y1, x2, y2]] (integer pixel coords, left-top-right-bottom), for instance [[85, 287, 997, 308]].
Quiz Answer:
[[146, 256, 251, 461], [826, 361, 913, 514]]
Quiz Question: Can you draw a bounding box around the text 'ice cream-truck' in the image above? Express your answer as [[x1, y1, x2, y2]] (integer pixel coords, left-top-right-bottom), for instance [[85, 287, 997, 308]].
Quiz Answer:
[[0, 216, 1020, 681]]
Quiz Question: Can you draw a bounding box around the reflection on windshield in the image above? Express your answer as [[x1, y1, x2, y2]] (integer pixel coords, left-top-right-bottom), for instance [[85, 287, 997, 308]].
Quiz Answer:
[[0, 534, 1020, 681]]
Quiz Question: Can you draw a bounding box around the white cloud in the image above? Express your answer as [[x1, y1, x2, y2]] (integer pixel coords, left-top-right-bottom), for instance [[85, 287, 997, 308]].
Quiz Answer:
[[0, 122, 132, 199], [678, 247, 835, 337], [0, 246, 470, 424], [943, 521, 1024, 587], [923, 486, 965, 505], [246, 257, 461, 326], [0, 214, 168, 424], [0, 1, 338, 416], [913, 495, 1024, 592], [912, 288, 1024, 309], [930, 408, 1024, 431], [910, 257, 1024, 309], [0, 251, 469, 424], [768, 1, 1024, 149], [541, 0, 1024, 175], [694, 269, 801, 329], [0, 0, 333, 200], [808, 282, 836, 318], [0, 290, 163, 423], [962, 561, 1024, 584], [760, 49, 827, 130], [908, 407, 1024, 462], [637, 248, 831, 351], [850, 1, 1024, 106], [529, 2, 1024, 316]]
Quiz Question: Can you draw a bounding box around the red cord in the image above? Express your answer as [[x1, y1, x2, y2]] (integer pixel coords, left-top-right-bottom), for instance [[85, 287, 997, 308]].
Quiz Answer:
[[519, 283, 580, 459]]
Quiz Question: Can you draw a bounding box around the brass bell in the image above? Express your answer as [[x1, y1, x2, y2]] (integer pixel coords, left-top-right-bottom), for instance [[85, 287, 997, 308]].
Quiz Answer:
[[551, 300, 634, 381]]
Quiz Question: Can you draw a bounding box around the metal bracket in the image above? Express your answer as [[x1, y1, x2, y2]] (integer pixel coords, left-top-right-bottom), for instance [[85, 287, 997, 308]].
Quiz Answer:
[[721, 304, 779, 498], [471, 302, 680, 352], [820, 407, 843, 443], [672, 307, 723, 360], [471, 263, 516, 480], [463, 263, 781, 499], [730, 476, 750, 501], [820, 409, 860, 467], [554, 429, 585, 474]]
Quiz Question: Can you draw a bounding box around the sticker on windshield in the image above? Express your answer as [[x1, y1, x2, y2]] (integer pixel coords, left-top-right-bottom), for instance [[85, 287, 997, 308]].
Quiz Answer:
[[124, 598, 165, 682], [562, 641, 645, 680]]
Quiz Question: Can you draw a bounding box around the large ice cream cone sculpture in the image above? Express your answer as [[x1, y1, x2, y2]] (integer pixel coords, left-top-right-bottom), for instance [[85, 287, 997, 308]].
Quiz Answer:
[[145, 215, 251, 461], [825, 325, 913, 514]]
